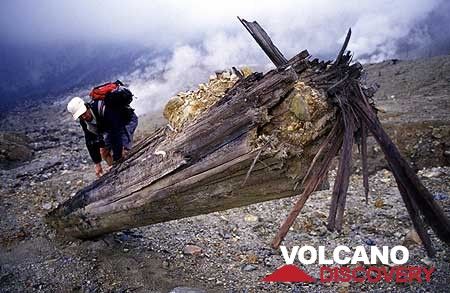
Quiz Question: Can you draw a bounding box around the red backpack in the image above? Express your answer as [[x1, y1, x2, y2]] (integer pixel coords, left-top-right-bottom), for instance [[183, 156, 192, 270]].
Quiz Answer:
[[89, 80, 133, 109], [89, 80, 122, 100]]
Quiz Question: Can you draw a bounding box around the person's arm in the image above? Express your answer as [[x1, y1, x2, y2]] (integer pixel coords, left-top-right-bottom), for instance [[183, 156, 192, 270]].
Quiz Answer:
[[80, 120, 102, 164]]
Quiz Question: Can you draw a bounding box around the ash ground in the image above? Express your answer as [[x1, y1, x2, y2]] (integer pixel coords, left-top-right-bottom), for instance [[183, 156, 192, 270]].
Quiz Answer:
[[1, 56, 450, 292]]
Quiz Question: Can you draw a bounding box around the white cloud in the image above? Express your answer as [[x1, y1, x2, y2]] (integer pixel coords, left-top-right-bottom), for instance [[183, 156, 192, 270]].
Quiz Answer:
[[122, 0, 442, 114], [1, 0, 444, 113]]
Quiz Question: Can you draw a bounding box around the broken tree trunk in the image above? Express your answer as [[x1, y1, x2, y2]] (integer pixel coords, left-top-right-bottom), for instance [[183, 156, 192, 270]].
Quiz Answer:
[[46, 50, 334, 238]]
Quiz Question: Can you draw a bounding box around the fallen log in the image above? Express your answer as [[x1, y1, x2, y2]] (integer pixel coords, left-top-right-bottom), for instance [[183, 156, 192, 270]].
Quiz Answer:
[[46, 48, 334, 238], [47, 19, 449, 258]]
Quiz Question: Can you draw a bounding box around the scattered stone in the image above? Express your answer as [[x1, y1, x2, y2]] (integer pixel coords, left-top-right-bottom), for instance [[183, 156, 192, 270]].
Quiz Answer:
[[338, 282, 350, 293], [42, 202, 53, 210], [243, 254, 259, 264], [421, 257, 434, 266], [374, 198, 384, 208], [431, 128, 443, 139], [219, 230, 232, 239], [242, 264, 257, 272], [115, 232, 130, 243], [0, 132, 33, 168], [162, 260, 170, 269], [364, 239, 376, 246], [183, 245, 202, 256], [393, 232, 402, 238], [433, 192, 449, 201], [403, 229, 422, 247], [244, 214, 259, 223], [423, 168, 444, 178], [169, 287, 206, 293], [317, 226, 328, 236]]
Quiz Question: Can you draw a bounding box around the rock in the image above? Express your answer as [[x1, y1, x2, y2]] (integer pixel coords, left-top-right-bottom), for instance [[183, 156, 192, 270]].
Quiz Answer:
[[0, 132, 33, 168], [431, 128, 443, 139], [242, 264, 257, 272], [219, 230, 232, 239], [114, 232, 130, 242], [169, 287, 206, 293], [365, 239, 376, 246], [183, 245, 202, 256], [338, 282, 350, 293], [243, 254, 259, 264], [422, 168, 443, 178], [311, 211, 328, 219], [433, 193, 449, 201], [421, 257, 434, 266], [403, 229, 422, 247], [374, 198, 384, 208], [244, 214, 259, 223], [263, 257, 273, 267], [317, 226, 328, 236], [82, 238, 110, 251], [42, 202, 53, 210], [162, 260, 170, 269]]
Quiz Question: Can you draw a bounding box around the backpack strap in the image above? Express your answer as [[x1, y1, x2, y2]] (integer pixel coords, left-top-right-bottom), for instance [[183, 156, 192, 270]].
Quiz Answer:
[[97, 100, 106, 118]]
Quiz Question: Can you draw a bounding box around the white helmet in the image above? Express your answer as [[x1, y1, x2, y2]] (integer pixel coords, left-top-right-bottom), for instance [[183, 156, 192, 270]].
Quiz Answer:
[[67, 97, 87, 120]]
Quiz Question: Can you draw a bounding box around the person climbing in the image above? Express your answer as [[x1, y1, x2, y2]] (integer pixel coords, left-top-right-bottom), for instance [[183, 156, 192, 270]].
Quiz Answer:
[[67, 81, 138, 177]]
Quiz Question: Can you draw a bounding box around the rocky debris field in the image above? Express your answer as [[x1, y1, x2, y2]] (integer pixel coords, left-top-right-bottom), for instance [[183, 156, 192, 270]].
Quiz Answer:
[[1, 56, 450, 292]]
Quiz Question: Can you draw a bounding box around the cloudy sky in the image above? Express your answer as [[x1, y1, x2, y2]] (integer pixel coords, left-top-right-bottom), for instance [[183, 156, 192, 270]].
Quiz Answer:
[[2, 0, 449, 59], [1, 0, 449, 112]]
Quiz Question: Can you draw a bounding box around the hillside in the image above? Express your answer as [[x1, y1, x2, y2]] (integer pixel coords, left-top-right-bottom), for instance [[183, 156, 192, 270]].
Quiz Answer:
[[363, 55, 450, 172], [0, 55, 449, 292]]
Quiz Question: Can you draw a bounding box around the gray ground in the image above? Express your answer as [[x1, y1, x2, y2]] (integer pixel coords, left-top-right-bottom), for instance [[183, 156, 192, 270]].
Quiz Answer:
[[1, 55, 449, 292]]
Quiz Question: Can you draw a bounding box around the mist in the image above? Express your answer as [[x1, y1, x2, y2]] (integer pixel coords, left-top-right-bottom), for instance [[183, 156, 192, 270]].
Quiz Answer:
[[1, 0, 449, 114]]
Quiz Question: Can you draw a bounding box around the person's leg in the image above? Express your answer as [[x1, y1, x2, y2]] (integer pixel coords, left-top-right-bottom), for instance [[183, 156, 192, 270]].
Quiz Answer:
[[122, 112, 138, 153], [101, 133, 114, 166]]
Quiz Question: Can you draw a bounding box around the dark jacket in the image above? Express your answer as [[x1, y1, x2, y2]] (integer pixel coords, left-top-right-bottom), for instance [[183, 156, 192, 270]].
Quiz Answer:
[[79, 100, 133, 163]]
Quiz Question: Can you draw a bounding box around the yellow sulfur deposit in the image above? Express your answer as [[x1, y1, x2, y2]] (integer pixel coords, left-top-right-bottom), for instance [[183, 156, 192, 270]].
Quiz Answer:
[[163, 70, 240, 130], [163, 69, 332, 150], [261, 80, 332, 148], [282, 81, 332, 146], [240, 66, 253, 78]]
